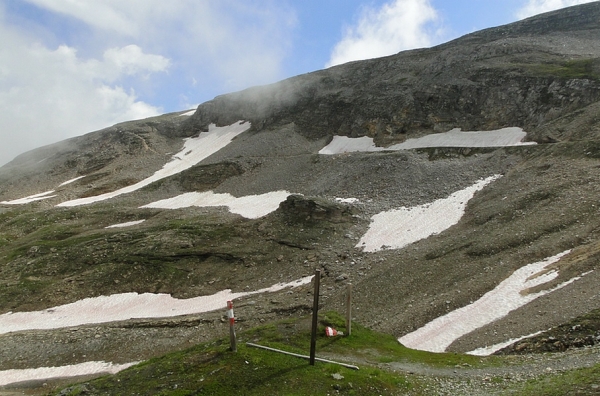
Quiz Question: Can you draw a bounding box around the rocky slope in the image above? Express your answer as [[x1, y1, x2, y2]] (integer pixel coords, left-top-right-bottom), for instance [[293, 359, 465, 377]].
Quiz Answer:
[[1, 3, 600, 394]]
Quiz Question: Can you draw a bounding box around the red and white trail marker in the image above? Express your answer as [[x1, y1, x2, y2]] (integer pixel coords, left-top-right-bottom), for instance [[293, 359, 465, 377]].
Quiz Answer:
[[325, 326, 344, 337], [227, 300, 237, 352]]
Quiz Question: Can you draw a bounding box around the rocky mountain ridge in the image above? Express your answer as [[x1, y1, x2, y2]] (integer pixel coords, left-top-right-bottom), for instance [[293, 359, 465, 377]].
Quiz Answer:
[[186, 2, 600, 145]]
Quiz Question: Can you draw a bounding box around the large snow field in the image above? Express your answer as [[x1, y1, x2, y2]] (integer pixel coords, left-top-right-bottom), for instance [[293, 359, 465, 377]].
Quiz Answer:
[[0, 276, 312, 386], [319, 127, 534, 155], [399, 250, 592, 354], [141, 190, 292, 219], [356, 175, 500, 252], [0, 276, 313, 335], [56, 121, 251, 207]]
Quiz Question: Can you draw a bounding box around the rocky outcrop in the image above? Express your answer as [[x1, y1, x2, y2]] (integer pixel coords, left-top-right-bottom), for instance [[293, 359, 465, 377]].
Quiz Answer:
[[278, 195, 355, 224], [497, 309, 600, 354]]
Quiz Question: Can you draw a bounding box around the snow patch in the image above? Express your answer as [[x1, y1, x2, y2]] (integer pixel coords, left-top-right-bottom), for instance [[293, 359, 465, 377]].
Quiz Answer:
[[179, 109, 196, 116], [0, 276, 313, 334], [141, 190, 291, 219], [357, 175, 500, 252], [319, 136, 383, 154], [398, 251, 588, 353], [336, 197, 360, 204], [466, 270, 594, 356], [0, 361, 138, 387], [57, 121, 250, 207], [0, 190, 56, 205], [105, 220, 146, 228], [467, 331, 544, 356], [390, 127, 534, 149], [319, 127, 534, 155], [59, 176, 86, 186]]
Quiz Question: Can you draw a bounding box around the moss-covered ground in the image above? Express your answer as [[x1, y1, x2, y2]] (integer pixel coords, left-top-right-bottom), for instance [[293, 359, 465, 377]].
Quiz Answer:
[[51, 312, 494, 396]]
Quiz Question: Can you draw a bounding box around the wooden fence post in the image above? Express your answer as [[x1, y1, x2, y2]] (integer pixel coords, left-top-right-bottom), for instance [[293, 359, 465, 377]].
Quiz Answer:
[[309, 269, 321, 365]]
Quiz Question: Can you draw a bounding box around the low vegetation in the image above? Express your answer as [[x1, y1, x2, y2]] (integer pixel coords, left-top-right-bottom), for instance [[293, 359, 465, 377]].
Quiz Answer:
[[53, 312, 491, 395], [49, 311, 600, 395], [528, 58, 600, 80]]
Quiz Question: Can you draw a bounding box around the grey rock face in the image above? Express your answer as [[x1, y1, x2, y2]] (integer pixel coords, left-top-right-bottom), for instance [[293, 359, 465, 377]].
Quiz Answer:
[[186, 3, 600, 145]]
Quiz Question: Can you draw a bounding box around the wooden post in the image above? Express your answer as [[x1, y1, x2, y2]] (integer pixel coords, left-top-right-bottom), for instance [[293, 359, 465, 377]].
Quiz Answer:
[[227, 300, 237, 352], [309, 269, 321, 365], [346, 283, 352, 336]]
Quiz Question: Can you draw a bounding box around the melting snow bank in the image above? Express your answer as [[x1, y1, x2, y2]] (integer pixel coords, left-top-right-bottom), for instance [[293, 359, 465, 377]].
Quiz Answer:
[[0, 276, 312, 334], [357, 175, 500, 252], [0, 361, 138, 387], [57, 121, 251, 207], [319, 127, 534, 155], [399, 251, 592, 354], [141, 190, 292, 219], [0, 190, 56, 205]]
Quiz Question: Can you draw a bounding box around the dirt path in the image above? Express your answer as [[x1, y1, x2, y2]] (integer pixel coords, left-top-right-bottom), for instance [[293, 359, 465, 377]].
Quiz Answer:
[[319, 345, 600, 395]]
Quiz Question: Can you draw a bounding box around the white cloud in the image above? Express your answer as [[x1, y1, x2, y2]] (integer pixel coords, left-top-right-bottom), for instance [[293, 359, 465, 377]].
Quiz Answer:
[[23, 0, 140, 36], [22, 0, 297, 91], [326, 0, 438, 67], [516, 0, 597, 19], [0, 21, 167, 165], [103, 45, 171, 78], [0, 1, 296, 165]]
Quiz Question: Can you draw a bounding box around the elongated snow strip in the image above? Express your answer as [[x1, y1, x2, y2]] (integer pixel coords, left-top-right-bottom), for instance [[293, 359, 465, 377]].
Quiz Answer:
[[141, 190, 291, 219], [105, 220, 146, 228], [398, 251, 588, 353], [57, 121, 250, 207], [466, 270, 594, 356], [0, 361, 138, 387], [389, 127, 534, 150], [466, 331, 544, 356], [356, 175, 500, 252], [0, 276, 313, 334], [0, 190, 56, 205], [59, 176, 86, 186], [319, 127, 534, 155]]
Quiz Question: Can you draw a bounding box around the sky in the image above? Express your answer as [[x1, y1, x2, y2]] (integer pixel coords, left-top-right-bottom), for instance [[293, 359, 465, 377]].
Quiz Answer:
[[0, 0, 597, 166]]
